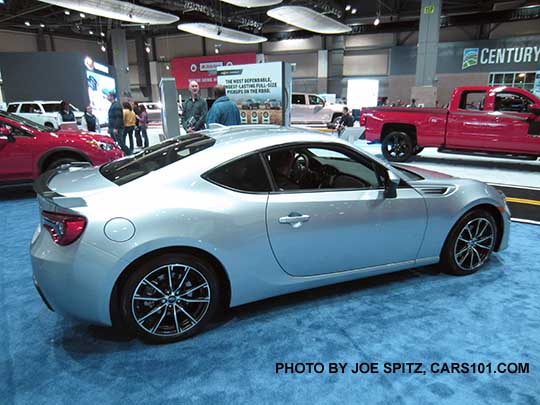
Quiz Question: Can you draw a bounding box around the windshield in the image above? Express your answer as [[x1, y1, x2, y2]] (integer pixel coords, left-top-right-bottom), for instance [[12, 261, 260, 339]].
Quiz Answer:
[[0, 111, 52, 132], [100, 134, 216, 185]]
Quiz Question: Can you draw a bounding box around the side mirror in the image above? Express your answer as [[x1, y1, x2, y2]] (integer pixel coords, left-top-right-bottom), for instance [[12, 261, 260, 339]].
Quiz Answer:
[[530, 103, 540, 115], [384, 170, 400, 199]]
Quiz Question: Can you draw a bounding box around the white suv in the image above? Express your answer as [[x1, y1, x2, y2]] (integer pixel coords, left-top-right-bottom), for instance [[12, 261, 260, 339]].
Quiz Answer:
[[291, 93, 346, 125], [7, 101, 84, 129]]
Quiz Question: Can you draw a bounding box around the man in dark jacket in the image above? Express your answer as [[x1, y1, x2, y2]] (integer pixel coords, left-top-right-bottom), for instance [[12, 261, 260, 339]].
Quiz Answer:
[[206, 85, 241, 126], [182, 80, 207, 133], [107, 92, 129, 154]]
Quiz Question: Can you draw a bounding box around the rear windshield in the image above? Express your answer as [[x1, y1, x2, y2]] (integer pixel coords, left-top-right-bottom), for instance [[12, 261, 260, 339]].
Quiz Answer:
[[100, 134, 215, 185]]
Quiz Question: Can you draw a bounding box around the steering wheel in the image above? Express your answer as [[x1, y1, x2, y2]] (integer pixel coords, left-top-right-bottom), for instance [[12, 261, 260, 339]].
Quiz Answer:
[[290, 153, 310, 182]]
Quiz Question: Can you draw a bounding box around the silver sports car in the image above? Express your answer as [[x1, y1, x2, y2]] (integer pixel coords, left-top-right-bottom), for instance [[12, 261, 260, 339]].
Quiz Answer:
[[31, 125, 510, 343]]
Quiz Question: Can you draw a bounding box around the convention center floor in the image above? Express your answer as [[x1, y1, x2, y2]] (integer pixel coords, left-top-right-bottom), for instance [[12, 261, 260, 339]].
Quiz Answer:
[[1, 192, 539, 404]]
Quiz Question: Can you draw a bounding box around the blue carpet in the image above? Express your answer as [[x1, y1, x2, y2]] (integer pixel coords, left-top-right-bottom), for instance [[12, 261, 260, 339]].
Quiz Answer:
[[0, 192, 539, 404]]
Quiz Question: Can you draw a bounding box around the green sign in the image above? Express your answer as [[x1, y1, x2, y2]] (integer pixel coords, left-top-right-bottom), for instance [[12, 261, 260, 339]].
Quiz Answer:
[[424, 5, 435, 14]]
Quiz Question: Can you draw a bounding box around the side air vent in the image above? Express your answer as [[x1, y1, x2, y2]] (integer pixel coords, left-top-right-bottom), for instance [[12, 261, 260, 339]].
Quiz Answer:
[[418, 186, 455, 196]]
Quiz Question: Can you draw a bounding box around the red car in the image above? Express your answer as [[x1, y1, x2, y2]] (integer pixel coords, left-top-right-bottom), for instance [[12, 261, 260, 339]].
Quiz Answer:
[[362, 86, 540, 162], [0, 111, 123, 186]]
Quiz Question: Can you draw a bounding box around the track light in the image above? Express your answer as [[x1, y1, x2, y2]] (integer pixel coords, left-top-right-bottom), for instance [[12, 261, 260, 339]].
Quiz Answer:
[[345, 5, 351, 11], [351, 8, 357, 14], [64, 9, 70, 15], [140, 24, 145, 29], [40, 23, 46, 28], [25, 21, 31, 26], [165, 64, 170, 70], [100, 31, 105, 37], [89, 30, 93, 35], [145, 46, 151, 53], [374, 16, 380, 25], [80, 12, 85, 18]]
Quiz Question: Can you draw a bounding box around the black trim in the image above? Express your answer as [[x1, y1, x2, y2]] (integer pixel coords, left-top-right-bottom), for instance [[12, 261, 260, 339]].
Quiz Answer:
[[438, 147, 538, 160]]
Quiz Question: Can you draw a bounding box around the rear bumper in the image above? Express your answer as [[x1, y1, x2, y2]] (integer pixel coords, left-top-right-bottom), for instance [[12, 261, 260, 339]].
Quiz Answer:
[[30, 224, 120, 326]]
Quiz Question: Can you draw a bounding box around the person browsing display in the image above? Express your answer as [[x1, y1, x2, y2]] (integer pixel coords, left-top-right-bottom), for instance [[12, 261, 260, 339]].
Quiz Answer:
[[182, 80, 207, 133]]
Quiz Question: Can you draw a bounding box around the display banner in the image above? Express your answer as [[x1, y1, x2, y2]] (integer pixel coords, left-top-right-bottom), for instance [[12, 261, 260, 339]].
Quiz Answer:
[[171, 53, 256, 89], [85, 56, 116, 125], [217, 61, 292, 126], [390, 35, 540, 75]]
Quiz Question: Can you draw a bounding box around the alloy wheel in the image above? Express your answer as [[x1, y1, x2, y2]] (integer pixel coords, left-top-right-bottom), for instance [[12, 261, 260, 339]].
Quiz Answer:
[[453, 217, 495, 271], [131, 263, 211, 337]]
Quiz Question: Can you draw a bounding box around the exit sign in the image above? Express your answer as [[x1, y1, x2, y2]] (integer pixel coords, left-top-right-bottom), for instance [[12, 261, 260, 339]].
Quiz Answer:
[[424, 5, 435, 14]]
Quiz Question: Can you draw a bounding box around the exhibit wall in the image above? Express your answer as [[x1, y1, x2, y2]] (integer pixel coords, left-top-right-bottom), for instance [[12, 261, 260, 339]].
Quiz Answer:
[[0, 52, 89, 109]]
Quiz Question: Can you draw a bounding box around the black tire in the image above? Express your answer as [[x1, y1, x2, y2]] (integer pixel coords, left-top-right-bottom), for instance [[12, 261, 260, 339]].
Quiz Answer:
[[332, 113, 342, 124], [45, 157, 80, 172], [120, 253, 222, 344], [440, 209, 498, 276], [381, 131, 413, 162], [413, 146, 424, 155]]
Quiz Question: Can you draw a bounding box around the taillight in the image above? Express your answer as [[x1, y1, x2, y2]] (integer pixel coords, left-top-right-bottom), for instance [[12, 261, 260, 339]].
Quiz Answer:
[[42, 211, 87, 246], [359, 112, 367, 126]]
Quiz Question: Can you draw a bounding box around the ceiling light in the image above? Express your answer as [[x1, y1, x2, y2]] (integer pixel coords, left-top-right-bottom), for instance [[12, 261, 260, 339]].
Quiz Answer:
[[215, 47, 219, 54], [351, 8, 357, 14], [177, 23, 267, 44], [25, 21, 31, 26], [89, 30, 93, 35], [38, 0, 179, 25], [220, 0, 282, 7], [165, 64, 170, 70], [100, 31, 105, 37], [40, 23, 46, 28], [79, 12, 85, 18], [64, 9, 70, 15], [373, 16, 380, 26], [145, 46, 151, 53], [345, 5, 351, 11], [100, 44, 107, 52], [267, 6, 351, 34]]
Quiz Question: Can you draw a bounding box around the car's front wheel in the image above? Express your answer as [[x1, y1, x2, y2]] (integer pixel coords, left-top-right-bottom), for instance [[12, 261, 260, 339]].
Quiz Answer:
[[441, 209, 498, 275], [120, 253, 221, 343]]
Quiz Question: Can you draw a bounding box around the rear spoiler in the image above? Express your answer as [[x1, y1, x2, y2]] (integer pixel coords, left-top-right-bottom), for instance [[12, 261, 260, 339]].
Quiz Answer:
[[33, 162, 91, 209]]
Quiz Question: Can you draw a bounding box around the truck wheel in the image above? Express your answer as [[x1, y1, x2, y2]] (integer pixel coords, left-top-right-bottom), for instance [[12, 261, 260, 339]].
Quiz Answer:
[[331, 114, 342, 124], [382, 131, 413, 162]]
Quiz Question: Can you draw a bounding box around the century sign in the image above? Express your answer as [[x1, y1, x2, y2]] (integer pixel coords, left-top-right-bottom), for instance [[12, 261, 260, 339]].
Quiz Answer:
[[463, 46, 540, 70]]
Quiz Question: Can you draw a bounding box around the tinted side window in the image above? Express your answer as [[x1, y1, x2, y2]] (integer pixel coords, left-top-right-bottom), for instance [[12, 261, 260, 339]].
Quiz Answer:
[[494, 92, 533, 113], [292, 95, 306, 105], [7, 104, 18, 113], [20, 104, 41, 113], [459, 91, 485, 111], [308, 95, 323, 105], [42, 103, 61, 112], [206, 154, 271, 192]]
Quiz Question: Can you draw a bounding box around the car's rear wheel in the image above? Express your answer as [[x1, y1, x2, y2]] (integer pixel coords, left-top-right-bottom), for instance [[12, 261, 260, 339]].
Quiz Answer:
[[120, 253, 221, 344], [382, 131, 413, 162], [441, 210, 497, 275]]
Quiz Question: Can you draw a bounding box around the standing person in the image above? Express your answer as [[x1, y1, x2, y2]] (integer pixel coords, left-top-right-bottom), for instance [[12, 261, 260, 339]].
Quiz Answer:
[[81, 105, 100, 132], [136, 104, 149, 148], [133, 101, 143, 148], [336, 106, 355, 137], [59, 100, 75, 122], [123, 102, 136, 154], [409, 98, 417, 107], [182, 80, 207, 133], [107, 92, 128, 154], [206, 85, 241, 126]]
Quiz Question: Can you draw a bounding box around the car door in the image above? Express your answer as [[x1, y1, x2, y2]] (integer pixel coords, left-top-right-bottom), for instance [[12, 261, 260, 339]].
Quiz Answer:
[[17, 103, 44, 126], [0, 118, 36, 181], [307, 95, 331, 124], [486, 91, 540, 154], [264, 144, 427, 276]]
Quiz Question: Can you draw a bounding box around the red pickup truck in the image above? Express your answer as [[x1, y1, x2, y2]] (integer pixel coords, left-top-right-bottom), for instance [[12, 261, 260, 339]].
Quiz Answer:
[[361, 86, 540, 162]]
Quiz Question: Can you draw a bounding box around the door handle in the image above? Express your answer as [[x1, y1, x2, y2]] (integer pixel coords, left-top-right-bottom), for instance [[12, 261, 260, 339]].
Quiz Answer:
[[279, 213, 311, 228]]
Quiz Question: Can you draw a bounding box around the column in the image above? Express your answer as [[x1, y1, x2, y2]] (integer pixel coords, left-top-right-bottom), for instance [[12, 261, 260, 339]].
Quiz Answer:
[[317, 49, 328, 94], [111, 29, 131, 100], [328, 35, 345, 97], [412, 0, 441, 106]]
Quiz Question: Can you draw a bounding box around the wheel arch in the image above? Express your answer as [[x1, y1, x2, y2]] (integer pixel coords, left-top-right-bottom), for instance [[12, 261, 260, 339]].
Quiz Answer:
[[109, 245, 232, 329], [381, 123, 417, 145], [38, 147, 90, 173]]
